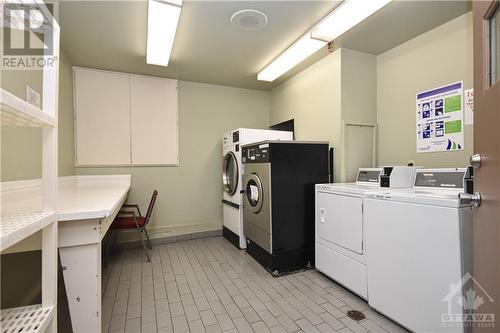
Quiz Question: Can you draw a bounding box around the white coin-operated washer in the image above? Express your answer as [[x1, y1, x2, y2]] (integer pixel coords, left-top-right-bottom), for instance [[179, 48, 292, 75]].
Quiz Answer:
[[365, 168, 472, 333]]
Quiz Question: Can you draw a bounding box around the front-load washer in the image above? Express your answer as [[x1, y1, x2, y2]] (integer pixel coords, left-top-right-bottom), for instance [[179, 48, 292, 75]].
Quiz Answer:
[[242, 141, 329, 275], [315, 166, 417, 299], [222, 128, 293, 249], [365, 168, 472, 333]]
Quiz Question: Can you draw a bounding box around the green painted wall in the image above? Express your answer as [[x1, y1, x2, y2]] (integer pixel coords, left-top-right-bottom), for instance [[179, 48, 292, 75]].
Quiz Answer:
[[269, 49, 343, 180], [269, 48, 377, 182], [76, 81, 269, 241], [377, 12, 473, 167], [1, 51, 75, 181]]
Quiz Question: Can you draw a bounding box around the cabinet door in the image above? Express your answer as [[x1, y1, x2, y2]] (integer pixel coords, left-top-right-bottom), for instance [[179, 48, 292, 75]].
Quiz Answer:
[[74, 68, 131, 165], [130, 76, 178, 165]]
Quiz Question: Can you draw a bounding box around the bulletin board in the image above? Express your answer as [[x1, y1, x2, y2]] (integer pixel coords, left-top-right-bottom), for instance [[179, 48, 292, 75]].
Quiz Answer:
[[416, 81, 464, 153]]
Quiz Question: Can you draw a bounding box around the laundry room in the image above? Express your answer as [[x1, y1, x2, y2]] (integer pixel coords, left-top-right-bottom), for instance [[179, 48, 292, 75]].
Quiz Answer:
[[1, 1, 499, 333]]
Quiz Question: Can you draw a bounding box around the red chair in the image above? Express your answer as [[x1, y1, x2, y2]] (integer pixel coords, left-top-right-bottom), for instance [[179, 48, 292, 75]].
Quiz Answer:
[[106, 190, 158, 263]]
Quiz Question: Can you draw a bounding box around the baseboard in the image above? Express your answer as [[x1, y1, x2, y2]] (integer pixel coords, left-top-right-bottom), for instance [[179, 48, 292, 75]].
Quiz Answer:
[[223, 226, 242, 249], [112, 229, 223, 251]]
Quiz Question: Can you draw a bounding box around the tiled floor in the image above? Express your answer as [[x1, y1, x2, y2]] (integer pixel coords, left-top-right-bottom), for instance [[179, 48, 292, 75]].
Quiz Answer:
[[102, 237, 408, 333]]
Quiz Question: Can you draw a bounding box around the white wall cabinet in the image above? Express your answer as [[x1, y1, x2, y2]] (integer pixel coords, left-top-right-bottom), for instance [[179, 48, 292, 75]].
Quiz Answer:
[[74, 67, 179, 166], [130, 76, 178, 165]]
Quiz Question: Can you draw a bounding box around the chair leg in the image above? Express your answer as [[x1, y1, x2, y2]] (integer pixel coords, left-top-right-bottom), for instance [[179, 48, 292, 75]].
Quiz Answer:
[[104, 230, 114, 268], [144, 227, 153, 249], [139, 229, 151, 262]]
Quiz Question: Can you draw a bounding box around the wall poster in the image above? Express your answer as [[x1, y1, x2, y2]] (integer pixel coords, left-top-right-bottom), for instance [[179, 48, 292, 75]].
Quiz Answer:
[[464, 88, 474, 125], [416, 81, 464, 153]]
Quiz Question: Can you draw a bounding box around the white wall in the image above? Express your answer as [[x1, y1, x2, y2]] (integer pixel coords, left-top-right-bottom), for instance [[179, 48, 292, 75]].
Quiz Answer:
[[377, 12, 473, 168]]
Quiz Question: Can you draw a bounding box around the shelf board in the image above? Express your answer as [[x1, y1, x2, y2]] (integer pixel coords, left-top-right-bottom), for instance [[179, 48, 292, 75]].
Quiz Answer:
[[0, 89, 56, 127], [0, 304, 55, 333], [1, 212, 57, 252]]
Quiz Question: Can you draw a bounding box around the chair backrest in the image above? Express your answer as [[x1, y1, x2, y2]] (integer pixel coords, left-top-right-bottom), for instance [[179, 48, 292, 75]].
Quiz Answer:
[[144, 190, 158, 226]]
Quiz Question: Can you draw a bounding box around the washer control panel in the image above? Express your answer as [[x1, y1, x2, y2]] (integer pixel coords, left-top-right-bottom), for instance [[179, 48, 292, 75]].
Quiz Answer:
[[242, 143, 269, 163]]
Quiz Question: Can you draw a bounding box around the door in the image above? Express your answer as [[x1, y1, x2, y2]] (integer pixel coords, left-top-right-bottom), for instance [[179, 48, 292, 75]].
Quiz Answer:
[[223, 152, 239, 196], [130, 75, 178, 165], [242, 163, 272, 252], [473, 1, 500, 331], [244, 173, 264, 214], [74, 68, 131, 165], [344, 123, 376, 182], [316, 191, 363, 254]]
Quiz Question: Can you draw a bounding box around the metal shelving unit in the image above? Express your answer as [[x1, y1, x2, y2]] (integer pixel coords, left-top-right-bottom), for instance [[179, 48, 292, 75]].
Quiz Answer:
[[0, 1, 60, 332]]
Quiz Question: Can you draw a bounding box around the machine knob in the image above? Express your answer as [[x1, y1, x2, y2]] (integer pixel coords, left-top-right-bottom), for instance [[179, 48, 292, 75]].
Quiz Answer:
[[459, 192, 482, 207]]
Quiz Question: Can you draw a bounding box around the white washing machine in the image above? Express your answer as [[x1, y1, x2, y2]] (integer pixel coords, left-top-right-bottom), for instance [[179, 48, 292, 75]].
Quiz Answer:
[[315, 166, 417, 299], [365, 168, 472, 333], [222, 128, 293, 249]]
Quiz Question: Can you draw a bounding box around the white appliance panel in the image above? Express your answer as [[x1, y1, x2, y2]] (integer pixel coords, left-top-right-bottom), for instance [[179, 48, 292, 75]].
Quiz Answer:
[[223, 204, 241, 236], [316, 191, 363, 254], [366, 198, 465, 332], [239, 128, 293, 144], [316, 243, 367, 298]]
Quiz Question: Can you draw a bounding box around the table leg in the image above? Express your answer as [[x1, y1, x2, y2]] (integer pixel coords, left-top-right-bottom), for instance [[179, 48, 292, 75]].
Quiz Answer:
[[59, 243, 102, 333]]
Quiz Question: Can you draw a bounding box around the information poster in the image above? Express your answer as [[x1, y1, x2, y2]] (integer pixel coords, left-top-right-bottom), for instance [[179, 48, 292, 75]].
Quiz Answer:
[[416, 81, 464, 153], [464, 88, 474, 125]]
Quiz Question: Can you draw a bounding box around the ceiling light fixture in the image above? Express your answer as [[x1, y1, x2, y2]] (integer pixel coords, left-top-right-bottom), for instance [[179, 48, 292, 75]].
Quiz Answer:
[[257, 0, 391, 82], [257, 33, 326, 82], [146, 0, 183, 67], [311, 0, 391, 41]]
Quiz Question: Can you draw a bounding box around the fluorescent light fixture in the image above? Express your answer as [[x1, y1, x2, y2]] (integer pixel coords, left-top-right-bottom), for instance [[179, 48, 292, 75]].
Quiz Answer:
[[257, 33, 326, 82], [146, 0, 182, 66], [257, 0, 391, 81], [312, 0, 391, 41]]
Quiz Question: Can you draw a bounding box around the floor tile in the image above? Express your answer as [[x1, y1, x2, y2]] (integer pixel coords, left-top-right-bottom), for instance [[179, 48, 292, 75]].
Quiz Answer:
[[251, 321, 271, 333], [200, 309, 218, 326], [296, 318, 320, 333], [103, 237, 409, 333], [188, 319, 205, 333]]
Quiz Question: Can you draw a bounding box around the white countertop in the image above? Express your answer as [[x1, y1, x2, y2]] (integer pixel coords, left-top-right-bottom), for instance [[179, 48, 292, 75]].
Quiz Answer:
[[2, 175, 131, 221], [58, 183, 130, 221]]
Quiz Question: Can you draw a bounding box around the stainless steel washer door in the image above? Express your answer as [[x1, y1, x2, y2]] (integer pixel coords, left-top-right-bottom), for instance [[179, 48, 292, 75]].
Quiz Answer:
[[245, 173, 264, 213], [223, 152, 238, 195], [243, 163, 272, 252]]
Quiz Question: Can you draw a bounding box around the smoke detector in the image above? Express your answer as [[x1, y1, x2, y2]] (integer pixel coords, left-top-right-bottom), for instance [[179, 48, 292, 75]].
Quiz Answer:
[[231, 9, 268, 32]]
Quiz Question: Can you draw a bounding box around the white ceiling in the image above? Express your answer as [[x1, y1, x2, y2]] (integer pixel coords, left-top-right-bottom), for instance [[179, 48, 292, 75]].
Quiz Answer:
[[59, 1, 471, 91]]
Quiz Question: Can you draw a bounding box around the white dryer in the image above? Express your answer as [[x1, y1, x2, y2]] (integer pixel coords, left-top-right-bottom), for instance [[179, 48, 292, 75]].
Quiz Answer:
[[365, 168, 472, 333], [222, 128, 293, 249], [315, 166, 418, 299], [315, 168, 381, 299]]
